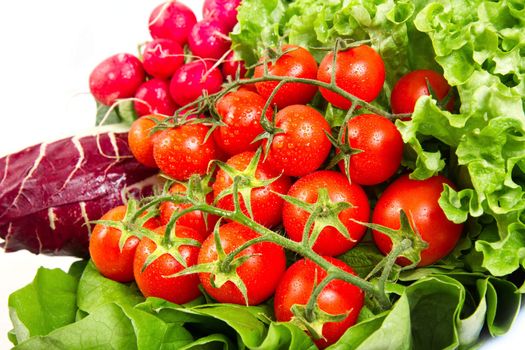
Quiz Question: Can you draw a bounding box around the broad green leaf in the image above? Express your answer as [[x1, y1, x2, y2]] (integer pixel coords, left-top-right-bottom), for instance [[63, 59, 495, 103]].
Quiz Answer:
[[485, 277, 521, 336], [179, 333, 234, 350], [77, 261, 144, 314], [13, 303, 138, 350], [406, 276, 463, 350], [121, 305, 193, 350], [95, 102, 121, 126], [337, 242, 400, 279], [8, 267, 79, 344]]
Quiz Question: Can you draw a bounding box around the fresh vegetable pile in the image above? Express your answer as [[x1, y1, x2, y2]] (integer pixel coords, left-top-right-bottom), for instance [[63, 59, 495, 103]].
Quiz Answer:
[[4, 0, 525, 349]]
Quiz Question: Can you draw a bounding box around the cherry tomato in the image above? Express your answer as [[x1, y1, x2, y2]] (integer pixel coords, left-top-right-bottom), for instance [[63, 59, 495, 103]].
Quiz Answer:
[[213, 90, 271, 157], [133, 225, 203, 304], [274, 257, 364, 349], [213, 151, 291, 228], [372, 174, 464, 267], [317, 45, 385, 110], [282, 170, 370, 256], [390, 69, 453, 114], [128, 115, 165, 168], [338, 114, 403, 185], [89, 206, 160, 283], [153, 123, 221, 181], [265, 105, 332, 177], [159, 182, 217, 238], [254, 45, 318, 109], [198, 222, 286, 305]]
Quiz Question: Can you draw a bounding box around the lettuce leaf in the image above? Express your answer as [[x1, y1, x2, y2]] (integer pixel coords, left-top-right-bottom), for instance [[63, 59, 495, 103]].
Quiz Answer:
[[399, 0, 525, 276], [233, 0, 429, 93], [8, 263, 521, 349]]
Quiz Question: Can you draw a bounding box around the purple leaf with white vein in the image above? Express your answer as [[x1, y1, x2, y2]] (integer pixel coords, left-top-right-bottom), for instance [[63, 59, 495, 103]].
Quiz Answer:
[[0, 126, 159, 257]]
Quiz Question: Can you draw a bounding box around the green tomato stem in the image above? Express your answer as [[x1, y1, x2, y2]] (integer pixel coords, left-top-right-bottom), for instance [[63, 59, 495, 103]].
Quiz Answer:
[[189, 202, 393, 310]]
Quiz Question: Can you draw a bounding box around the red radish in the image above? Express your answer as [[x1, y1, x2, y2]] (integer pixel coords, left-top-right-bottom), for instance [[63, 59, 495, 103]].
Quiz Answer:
[[169, 60, 223, 106], [89, 53, 145, 106], [134, 79, 178, 117], [149, 1, 197, 45], [142, 39, 184, 79], [222, 51, 247, 79], [188, 18, 231, 60], [203, 0, 241, 32]]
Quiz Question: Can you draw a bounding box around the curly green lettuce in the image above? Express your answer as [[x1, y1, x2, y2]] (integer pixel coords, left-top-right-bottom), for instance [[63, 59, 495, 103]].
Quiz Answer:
[[232, 0, 431, 91], [233, 0, 525, 277], [399, 0, 525, 276]]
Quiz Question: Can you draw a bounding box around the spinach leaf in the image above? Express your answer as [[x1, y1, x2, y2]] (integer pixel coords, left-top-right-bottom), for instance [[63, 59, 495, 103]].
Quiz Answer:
[[77, 261, 144, 313], [13, 303, 138, 350], [8, 267, 79, 344]]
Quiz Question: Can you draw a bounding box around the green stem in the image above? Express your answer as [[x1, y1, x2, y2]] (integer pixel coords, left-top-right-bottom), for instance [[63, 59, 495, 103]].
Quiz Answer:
[[304, 273, 335, 321], [189, 203, 391, 309], [237, 75, 394, 119], [261, 79, 286, 128], [377, 238, 412, 293]]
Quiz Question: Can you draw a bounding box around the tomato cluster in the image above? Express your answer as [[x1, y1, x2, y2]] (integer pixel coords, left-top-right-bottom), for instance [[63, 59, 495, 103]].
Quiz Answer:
[[88, 1, 462, 348]]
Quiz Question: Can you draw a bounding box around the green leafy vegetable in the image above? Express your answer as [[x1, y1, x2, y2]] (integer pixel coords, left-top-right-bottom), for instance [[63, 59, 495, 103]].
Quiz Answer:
[[233, 0, 427, 93], [7, 263, 521, 349], [77, 261, 144, 313], [95, 100, 138, 126], [8, 267, 79, 345]]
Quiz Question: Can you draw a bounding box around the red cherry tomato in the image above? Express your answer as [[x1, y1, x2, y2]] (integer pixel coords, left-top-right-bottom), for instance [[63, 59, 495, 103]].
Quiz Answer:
[[372, 174, 464, 267], [213, 90, 271, 156], [338, 114, 403, 185], [198, 222, 286, 305], [274, 257, 364, 349], [213, 151, 291, 228], [128, 115, 165, 168], [390, 69, 453, 114], [89, 206, 159, 283], [153, 124, 221, 181], [134, 225, 203, 304], [265, 105, 332, 177], [254, 45, 318, 109], [282, 170, 370, 256], [159, 182, 217, 238], [317, 45, 385, 110]]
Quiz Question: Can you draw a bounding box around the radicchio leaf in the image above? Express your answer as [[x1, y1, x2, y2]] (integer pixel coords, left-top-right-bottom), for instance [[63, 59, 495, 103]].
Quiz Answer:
[[0, 126, 158, 257]]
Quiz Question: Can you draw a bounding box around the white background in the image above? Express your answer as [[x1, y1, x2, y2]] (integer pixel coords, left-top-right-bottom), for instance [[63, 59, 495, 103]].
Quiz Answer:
[[0, 0, 521, 349]]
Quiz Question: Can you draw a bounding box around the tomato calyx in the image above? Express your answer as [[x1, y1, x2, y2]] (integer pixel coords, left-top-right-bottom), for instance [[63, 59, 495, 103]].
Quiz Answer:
[[214, 148, 282, 218], [140, 228, 202, 272], [425, 78, 455, 111], [355, 209, 428, 269], [161, 172, 215, 232], [257, 45, 299, 70], [168, 221, 264, 305], [290, 303, 349, 341], [279, 188, 354, 249], [325, 128, 363, 183], [289, 267, 350, 341], [92, 199, 158, 252]]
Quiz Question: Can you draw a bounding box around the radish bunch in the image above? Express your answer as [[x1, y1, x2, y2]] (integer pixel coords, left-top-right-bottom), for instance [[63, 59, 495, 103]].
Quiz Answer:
[[89, 0, 245, 116]]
